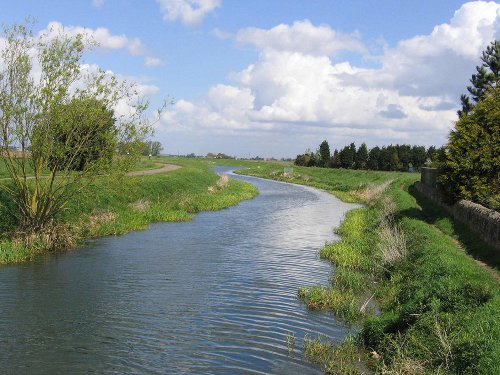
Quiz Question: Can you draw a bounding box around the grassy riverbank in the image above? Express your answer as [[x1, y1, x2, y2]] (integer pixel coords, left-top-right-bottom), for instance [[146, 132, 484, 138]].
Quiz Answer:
[[0, 157, 258, 264], [235, 162, 500, 374]]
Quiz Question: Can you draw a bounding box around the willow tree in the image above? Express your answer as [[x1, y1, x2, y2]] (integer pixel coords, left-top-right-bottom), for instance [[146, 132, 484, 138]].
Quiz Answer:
[[0, 23, 156, 231]]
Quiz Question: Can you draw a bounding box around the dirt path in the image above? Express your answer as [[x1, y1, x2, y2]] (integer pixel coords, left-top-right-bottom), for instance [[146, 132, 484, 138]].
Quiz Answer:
[[0, 163, 181, 181], [430, 224, 500, 282], [126, 163, 181, 176]]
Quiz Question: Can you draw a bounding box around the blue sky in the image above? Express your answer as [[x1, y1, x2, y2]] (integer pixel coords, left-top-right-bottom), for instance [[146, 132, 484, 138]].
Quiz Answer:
[[2, 1, 499, 157]]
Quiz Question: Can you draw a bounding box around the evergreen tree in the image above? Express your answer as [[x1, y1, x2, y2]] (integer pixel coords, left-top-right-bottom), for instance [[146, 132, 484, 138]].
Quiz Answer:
[[340, 143, 356, 169], [390, 152, 401, 171], [368, 146, 381, 170], [439, 86, 500, 210], [355, 143, 369, 169], [411, 145, 427, 171], [459, 40, 500, 116], [318, 140, 331, 167], [397, 144, 412, 171], [379, 146, 392, 171], [331, 149, 340, 168]]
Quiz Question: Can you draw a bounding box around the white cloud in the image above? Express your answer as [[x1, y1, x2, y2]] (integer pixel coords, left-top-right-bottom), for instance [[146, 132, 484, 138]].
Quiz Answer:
[[92, 0, 104, 8], [144, 56, 165, 66], [156, 0, 221, 26], [40, 22, 165, 67], [235, 20, 364, 56], [42, 22, 146, 56], [158, 1, 500, 156]]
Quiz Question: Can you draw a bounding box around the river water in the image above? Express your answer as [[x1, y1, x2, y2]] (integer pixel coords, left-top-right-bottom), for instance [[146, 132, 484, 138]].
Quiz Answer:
[[0, 167, 358, 374]]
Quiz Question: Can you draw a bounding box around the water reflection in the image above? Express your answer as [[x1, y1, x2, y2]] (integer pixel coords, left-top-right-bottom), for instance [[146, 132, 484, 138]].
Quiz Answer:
[[0, 166, 358, 374]]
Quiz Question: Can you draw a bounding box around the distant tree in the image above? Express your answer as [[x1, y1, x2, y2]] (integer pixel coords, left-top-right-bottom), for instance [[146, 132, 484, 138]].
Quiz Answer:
[[427, 146, 438, 163], [459, 40, 500, 117], [397, 144, 412, 171], [339, 145, 349, 168], [151, 141, 163, 156], [389, 152, 401, 171], [355, 143, 369, 170], [411, 145, 428, 171], [330, 149, 340, 168], [294, 151, 317, 167], [368, 146, 381, 170], [142, 141, 163, 156], [318, 140, 331, 167], [379, 146, 392, 171], [340, 143, 356, 169]]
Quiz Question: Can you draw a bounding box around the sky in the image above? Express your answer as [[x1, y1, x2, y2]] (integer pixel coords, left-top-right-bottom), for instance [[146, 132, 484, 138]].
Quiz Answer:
[[2, 0, 499, 158]]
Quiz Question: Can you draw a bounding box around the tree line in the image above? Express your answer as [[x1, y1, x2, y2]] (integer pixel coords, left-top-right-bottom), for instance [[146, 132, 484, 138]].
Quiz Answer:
[[295, 141, 438, 172]]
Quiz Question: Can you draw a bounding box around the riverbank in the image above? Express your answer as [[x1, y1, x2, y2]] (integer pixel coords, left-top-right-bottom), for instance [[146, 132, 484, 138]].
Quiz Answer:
[[0, 158, 258, 264], [234, 162, 500, 374]]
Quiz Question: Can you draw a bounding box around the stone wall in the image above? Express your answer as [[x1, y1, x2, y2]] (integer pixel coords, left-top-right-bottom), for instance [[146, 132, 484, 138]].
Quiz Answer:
[[415, 182, 500, 251], [420, 167, 439, 188]]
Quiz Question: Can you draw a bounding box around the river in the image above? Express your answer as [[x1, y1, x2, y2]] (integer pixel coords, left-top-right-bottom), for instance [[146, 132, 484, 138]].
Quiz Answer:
[[0, 167, 358, 374]]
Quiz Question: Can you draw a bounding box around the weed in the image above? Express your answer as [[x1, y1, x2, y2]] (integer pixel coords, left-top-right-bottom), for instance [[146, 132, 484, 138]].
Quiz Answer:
[[377, 217, 407, 268], [285, 332, 296, 355]]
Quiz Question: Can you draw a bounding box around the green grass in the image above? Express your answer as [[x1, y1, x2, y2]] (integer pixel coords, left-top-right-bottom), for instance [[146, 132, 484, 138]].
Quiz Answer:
[[231, 161, 417, 202], [0, 157, 258, 264], [129, 157, 166, 171], [236, 162, 500, 374]]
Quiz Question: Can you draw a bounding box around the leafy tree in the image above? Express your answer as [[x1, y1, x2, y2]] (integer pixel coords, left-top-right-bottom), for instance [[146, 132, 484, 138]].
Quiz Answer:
[[294, 151, 316, 167], [355, 143, 369, 170], [438, 86, 500, 209], [0, 22, 157, 231], [459, 40, 500, 116], [142, 141, 163, 156], [318, 140, 330, 167], [48, 98, 116, 171]]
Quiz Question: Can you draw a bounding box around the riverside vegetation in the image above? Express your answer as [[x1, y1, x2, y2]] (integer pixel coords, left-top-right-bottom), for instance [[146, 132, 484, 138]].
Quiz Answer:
[[0, 157, 258, 264], [232, 162, 500, 374]]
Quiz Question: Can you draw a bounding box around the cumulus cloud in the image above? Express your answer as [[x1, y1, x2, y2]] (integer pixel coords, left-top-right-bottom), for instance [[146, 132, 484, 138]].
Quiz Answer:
[[235, 20, 364, 56], [156, 0, 221, 26], [158, 1, 500, 155], [42, 21, 145, 55], [40, 22, 164, 67]]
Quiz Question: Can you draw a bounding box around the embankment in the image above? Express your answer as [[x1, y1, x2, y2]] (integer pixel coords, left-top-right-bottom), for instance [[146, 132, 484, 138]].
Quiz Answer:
[[236, 163, 500, 374], [0, 159, 258, 264]]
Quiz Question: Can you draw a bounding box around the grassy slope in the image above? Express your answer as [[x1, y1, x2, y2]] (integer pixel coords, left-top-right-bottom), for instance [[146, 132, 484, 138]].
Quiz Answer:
[[0, 157, 258, 264], [234, 161, 499, 374]]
